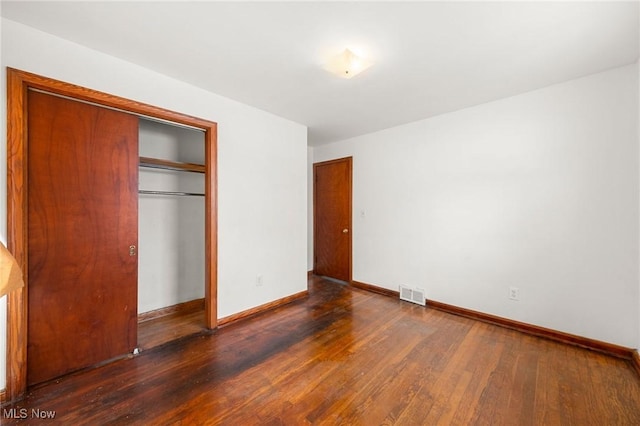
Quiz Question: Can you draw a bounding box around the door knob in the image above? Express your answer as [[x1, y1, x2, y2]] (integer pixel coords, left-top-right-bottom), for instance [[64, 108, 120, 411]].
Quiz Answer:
[[342, 229, 349, 233], [129, 245, 137, 256]]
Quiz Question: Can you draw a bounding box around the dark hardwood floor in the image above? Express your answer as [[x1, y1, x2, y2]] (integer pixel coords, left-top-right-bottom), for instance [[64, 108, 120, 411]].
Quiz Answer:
[[3, 276, 640, 424], [138, 309, 206, 352]]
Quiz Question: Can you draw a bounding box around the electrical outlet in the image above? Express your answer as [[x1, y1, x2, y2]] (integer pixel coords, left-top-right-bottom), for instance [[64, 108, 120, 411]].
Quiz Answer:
[[256, 274, 263, 287], [508, 286, 520, 301]]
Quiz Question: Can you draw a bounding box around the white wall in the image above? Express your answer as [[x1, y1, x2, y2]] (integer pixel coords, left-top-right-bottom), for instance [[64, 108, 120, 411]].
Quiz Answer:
[[313, 64, 639, 348], [0, 19, 308, 389], [307, 147, 314, 271], [637, 7, 640, 355]]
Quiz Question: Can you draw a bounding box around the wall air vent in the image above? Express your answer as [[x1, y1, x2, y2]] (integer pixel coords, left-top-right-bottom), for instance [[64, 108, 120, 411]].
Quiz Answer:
[[399, 285, 426, 306]]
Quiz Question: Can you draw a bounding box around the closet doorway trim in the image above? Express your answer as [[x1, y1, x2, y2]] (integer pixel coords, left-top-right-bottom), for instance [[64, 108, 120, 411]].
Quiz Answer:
[[5, 67, 218, 402]]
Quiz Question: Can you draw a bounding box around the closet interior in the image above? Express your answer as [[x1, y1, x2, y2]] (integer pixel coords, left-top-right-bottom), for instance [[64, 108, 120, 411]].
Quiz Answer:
[[137, 118, 207, 350]]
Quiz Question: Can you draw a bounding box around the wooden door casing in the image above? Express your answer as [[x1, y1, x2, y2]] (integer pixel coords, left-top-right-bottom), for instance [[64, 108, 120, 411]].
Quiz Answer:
[[313, 157, 352, 282], [6, 68, 218, 402], [27, 91, 139, 386]]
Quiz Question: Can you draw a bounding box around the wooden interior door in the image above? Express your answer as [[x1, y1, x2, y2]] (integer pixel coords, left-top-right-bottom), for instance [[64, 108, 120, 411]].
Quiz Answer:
[[27, 90, 139, 386], [313, 157, 352, 282]]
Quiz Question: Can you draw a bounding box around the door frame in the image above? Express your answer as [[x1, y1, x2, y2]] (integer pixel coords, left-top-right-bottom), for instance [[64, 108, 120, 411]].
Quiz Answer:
[[313, 156, 353, 282], [5, 68, 218, 401]]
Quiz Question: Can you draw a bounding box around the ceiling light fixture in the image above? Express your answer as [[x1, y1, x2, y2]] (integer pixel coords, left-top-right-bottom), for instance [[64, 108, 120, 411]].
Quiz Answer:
[[326, 48, 373, 79]]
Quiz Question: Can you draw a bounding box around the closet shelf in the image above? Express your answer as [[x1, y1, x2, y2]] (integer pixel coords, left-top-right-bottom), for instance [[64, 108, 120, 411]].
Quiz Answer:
[[139, 156, 205, 173]]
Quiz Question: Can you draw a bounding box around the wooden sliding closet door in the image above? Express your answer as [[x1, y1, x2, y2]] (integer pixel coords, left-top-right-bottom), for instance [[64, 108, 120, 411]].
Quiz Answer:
[[27, 91, 139, 386]]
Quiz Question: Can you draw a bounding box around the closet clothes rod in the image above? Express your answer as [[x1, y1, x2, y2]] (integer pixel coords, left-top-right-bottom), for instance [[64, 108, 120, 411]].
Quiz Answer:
[[139, 190, 205, 197]]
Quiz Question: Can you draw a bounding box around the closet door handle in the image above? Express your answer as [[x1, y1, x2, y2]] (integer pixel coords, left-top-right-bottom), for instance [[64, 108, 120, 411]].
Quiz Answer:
[[129, 245, 137, 257]]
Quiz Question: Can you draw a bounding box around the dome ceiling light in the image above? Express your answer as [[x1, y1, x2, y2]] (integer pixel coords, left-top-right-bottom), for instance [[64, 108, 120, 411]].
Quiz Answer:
[[326, 48, 373, 79]]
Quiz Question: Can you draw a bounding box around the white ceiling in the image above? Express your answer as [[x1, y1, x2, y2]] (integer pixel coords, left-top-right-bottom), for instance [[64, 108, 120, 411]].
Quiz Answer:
[[2, 1, 638, 146]]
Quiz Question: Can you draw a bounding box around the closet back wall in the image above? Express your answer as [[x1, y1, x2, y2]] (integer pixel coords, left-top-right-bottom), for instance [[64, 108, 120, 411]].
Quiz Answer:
[[139, 120, 205, 313]]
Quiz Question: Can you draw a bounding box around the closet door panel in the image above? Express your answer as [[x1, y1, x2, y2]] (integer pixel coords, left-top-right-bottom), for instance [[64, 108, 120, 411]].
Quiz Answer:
[[27, 91, 139, 386]]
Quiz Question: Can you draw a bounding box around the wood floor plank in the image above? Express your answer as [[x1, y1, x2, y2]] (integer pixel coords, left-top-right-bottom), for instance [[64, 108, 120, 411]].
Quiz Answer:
[[3, 276, 640, 425], [137, 309, 206, 351]]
